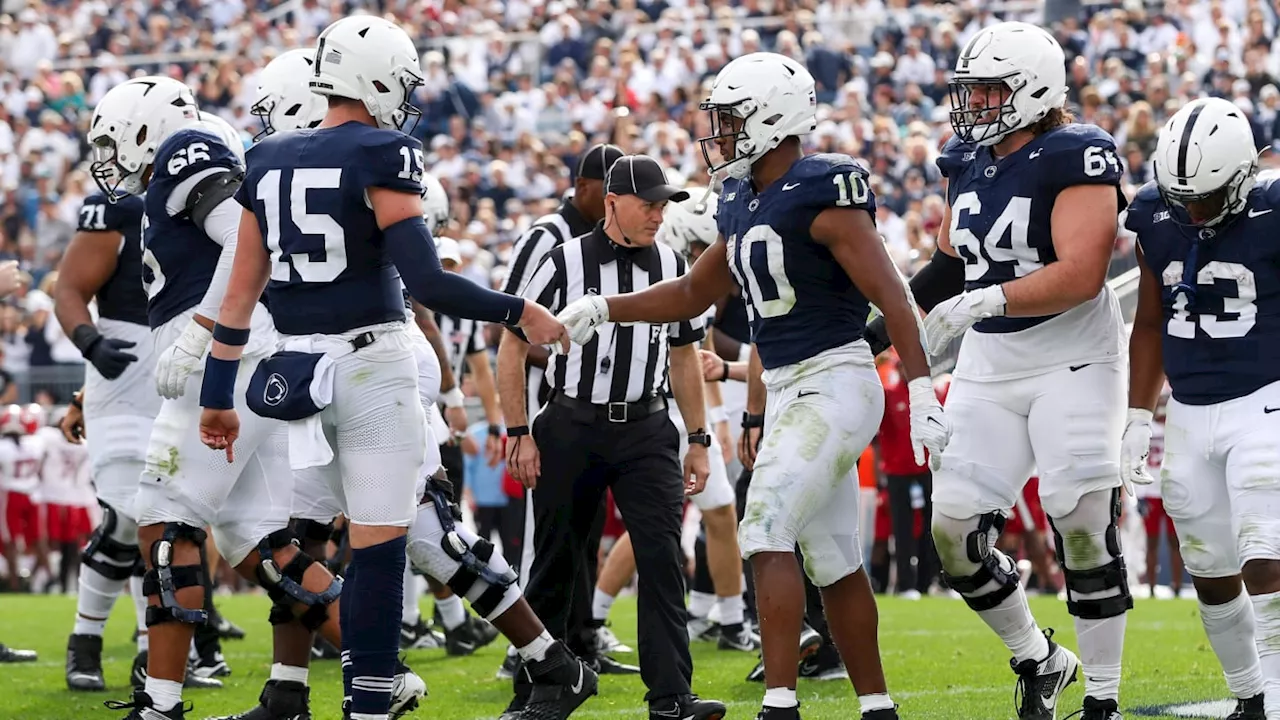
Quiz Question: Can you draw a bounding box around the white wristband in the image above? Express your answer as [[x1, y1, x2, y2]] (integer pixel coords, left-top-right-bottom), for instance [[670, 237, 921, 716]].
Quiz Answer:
[[708, 405, 727, 424], [441, 387, 465, 409]]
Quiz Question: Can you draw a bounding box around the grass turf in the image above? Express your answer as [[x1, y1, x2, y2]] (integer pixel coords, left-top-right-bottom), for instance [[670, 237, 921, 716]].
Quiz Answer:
[[0, 592, 1236, 719]]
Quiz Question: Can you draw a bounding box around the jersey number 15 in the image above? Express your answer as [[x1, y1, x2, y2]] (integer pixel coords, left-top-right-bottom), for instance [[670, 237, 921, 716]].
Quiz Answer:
[[256, 168, 348, 283]]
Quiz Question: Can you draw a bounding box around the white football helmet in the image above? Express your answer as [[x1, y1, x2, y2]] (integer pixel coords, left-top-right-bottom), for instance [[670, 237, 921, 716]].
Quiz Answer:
[[88, 76, 200, 201], [197, 111, 246, 166], [949, 22, 1067, 147], [660, 189, 719, 255], [1153, 97, 1259, 228], [422, 173, 450, 234], [252, 48, 328, 141], [310, 16, 423, 132], [698, 52, 817, 180]]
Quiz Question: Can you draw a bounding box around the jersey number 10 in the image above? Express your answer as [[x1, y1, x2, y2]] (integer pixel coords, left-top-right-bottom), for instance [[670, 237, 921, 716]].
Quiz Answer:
[[256, 168, 348, 283]]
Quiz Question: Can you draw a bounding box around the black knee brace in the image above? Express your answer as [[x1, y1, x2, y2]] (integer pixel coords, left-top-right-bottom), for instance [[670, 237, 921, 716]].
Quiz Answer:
[[81, 501, 141, 581], [291, 518, 336, 551], [141, 523, 211, 627], [255, 529, 342, 630], [422, 473, 516, 616], [941, 511, 1020, 612], [1049, 489, 1133, 620]]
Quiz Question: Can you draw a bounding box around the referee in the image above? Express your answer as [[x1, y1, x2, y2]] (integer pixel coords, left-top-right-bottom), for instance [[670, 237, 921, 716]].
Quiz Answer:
[[498, 155, 726, 720], [499, 143, 632, 678]]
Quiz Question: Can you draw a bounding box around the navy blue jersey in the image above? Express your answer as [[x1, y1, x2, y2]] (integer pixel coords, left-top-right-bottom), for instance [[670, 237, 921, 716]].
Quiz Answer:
[[235, 122, 421, 335], [938, 123, 1127, 333], [1126, 175, 1280, 405], [142, 127, 243, 329], [77, 193, 147, 326], [718, 153, 874, 370]]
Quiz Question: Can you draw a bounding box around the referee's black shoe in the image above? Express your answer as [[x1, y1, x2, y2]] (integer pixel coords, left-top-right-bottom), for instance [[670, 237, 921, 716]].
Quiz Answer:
[[650, 694, 726, 720], [590, 654, 640, 675], [518, 641, 598, 720]]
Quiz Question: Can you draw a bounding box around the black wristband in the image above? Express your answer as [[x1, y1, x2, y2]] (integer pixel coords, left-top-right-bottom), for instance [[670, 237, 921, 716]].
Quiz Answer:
[[212, 323, 250, 346], [507, 425, 530, 437], [719, 360, 729, 382], [742, 412, 764, 429], [488, 424, 502, 437], [71, 324, 102, 357]]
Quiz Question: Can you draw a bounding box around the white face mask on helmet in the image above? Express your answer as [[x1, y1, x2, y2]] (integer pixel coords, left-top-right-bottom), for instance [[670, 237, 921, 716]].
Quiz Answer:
[[698, 52, 818, 181], [252, 48, 328, 141], [197, 111, 245, 166], [948, 22, 1067, 147], [309, 15, 424, 132], [88, 76, 200, 202], [659, 188, 719, 255], [1153, 96, 1259, 229], [421, 173, 450, 234]]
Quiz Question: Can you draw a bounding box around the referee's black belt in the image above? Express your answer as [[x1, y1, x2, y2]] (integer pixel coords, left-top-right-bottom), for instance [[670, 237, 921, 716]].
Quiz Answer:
[[550, 393, 667, 424]]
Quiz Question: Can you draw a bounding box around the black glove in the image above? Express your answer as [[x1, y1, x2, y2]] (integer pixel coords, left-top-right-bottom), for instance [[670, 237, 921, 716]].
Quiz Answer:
[[72, 324, 138, 380]]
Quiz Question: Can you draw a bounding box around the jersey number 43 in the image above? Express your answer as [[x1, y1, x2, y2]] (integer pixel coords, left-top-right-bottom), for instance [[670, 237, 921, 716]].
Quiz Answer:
[[256, 169, 348, 283], [1161, 260, 1257, 339]]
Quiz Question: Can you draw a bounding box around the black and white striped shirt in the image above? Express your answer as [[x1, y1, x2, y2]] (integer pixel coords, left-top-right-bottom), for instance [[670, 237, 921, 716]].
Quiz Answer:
[[517, 223, 704, 404], [503, 200, 594, 297], [434, 313, 485, 383]]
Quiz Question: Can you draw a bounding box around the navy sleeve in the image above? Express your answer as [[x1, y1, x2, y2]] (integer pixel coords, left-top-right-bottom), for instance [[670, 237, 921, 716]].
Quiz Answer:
[[385, 216, 525, 326], [361, 131, 425, 196], [789, 156, 877, 236], [153, 129, 242, 185], [936, 134, 969, 180], [77, 194, 138, 233], [1123, 183, 1160, 236], [1041, 127, 1124, 201]]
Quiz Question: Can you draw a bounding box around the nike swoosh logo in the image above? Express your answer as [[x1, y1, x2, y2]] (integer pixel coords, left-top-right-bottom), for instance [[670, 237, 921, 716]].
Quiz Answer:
[[797, 390, 819, 398], [1265, 407, 1280, 414], [782, 182, 801, 191], [1029, 149, 1042, 159], [1249, 208, 1273, 218], [570, 663, 584, 694], [1069, 364, 1091, 372], [927, 416, 944, 427]]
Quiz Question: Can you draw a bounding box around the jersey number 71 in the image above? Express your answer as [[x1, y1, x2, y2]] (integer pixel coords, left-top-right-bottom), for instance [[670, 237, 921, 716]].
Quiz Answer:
[[256, 168, 348, 283]]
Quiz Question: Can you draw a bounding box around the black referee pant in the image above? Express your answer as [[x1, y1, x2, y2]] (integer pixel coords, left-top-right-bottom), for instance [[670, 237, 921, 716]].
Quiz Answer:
[[526, 395, 692, 702]]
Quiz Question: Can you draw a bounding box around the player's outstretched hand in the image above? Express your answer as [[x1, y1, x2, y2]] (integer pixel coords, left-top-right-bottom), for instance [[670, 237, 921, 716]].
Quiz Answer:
[[200, 408, 240, 463], [1119, 408, 1155, 496], [156, 320, 212, 399], [684, 444, 710, 496], [908, 377, 950, 471], [519, 300, 569, 351], [922, 286, 1006, 357], [557, 296, 609, 346], [0, 260, 20, 298]]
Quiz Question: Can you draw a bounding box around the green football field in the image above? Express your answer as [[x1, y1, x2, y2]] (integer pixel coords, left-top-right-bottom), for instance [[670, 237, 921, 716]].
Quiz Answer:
[[0, 593, 1239, 719]]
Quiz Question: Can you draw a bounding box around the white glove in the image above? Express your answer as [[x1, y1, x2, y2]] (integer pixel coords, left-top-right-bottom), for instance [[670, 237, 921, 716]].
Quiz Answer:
[[155, 320, 212, 400], [922, 285, 1007, 357], [1119, 408, 1155, 496], [557, 295, 610, 346], [908, 376, 951, 471]]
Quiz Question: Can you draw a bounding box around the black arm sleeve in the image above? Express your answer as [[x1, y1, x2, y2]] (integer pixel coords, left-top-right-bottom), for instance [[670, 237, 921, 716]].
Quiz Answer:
[[865, 250, 965, 355]]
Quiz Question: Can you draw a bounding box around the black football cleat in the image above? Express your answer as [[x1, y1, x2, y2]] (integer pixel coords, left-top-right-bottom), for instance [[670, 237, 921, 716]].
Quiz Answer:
[[66, 633, 107, 691], [105, 689, 190, 719], [203, 679, 310, 720], [1226, 694, 1265, 720], [650, 694, 726, 720], [519, 641, 598, 720]]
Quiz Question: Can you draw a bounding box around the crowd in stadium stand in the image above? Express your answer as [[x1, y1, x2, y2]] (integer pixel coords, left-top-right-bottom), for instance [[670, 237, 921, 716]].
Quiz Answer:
[[0, 0, 1278, 382]]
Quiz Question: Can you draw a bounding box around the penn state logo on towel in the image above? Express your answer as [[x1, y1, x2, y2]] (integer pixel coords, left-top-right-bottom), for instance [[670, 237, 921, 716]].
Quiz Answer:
[[247, 351, 334, 422], [264, 373, 289, 407]]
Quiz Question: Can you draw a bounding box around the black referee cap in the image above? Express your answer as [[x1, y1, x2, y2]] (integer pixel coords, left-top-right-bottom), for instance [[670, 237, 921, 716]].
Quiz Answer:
[[577, 143, 625, 181], [606, 155, 690, 203]]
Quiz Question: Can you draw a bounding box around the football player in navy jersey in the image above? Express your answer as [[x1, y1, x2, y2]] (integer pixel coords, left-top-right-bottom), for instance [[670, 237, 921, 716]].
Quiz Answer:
[[864, 21, 1131, 720], [87, 76, 360, 720], [195, 16, 567, 720], [1124, 97, 1277, 720], [52, 190, 156, 692], [558, 52, 948, 720]]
